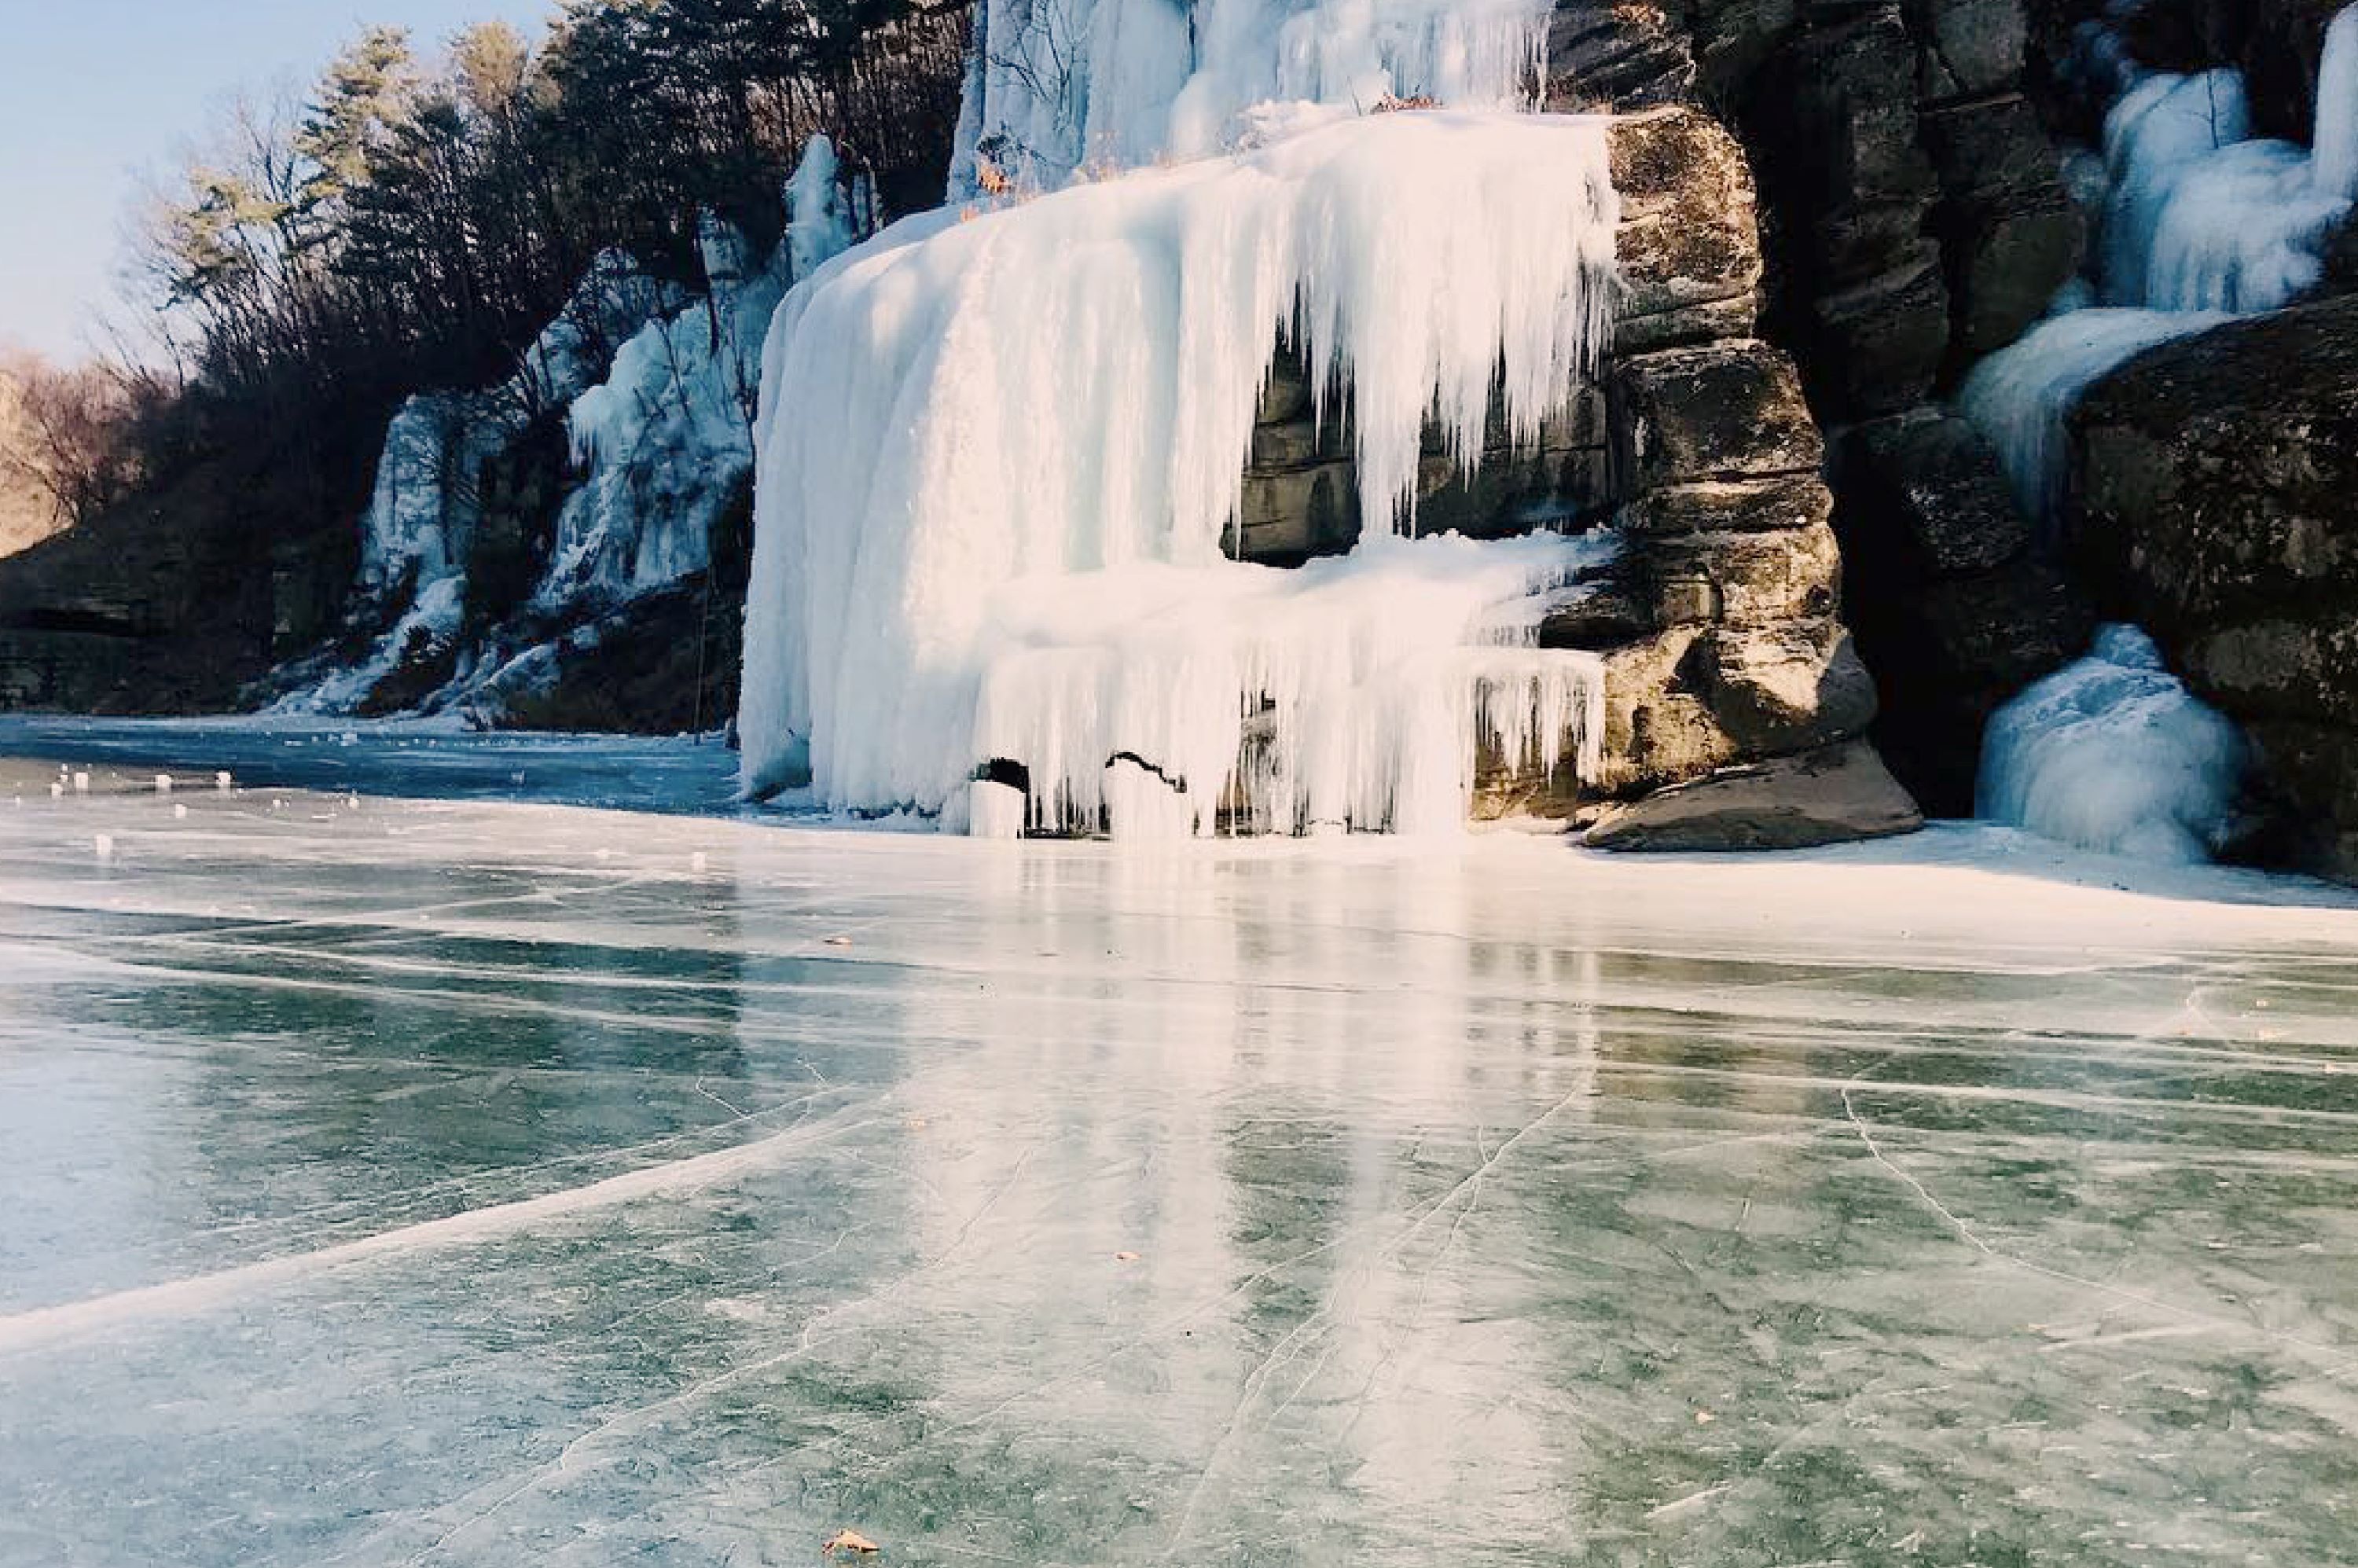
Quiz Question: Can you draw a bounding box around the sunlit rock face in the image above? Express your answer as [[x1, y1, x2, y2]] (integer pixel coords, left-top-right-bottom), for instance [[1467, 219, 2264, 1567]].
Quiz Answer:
[[1217, 107, 1885, 828]]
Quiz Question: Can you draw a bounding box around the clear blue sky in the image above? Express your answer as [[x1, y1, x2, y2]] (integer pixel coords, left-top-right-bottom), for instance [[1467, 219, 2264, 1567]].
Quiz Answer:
[[0, 0, 559, 361]]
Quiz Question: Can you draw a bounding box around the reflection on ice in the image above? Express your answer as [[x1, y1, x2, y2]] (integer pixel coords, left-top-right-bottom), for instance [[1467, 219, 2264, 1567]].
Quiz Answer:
[[2, 725, 2358, 1566]]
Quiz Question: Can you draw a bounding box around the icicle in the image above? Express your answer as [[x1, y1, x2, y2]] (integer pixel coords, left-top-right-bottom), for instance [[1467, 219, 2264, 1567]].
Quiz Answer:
[[2313, 6, 2358, 200]]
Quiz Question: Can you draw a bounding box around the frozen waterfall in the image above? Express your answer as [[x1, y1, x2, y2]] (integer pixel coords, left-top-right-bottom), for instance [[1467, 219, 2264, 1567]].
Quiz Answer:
[[949, 0, 1553, 193], [1962, 5, 2358, 520], [740, 109, 1622, 835], [1978, 626, 2246, 865]]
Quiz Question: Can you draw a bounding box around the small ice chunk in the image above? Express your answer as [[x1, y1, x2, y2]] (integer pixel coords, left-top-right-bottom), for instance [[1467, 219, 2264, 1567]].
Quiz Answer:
[[968, 780, 1027, 841], [153, 775, 172, 795]]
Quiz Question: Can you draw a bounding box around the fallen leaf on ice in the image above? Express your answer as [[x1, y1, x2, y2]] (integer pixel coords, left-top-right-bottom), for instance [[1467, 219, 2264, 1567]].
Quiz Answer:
[[1115, 1251, 1140, 1262], [824, 936, 854, 948], [823, 1528, 880, 1556]]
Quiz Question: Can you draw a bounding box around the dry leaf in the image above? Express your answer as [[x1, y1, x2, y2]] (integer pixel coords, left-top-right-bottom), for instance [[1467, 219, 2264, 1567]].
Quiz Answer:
[[1115, 1251, 1140, 1263], [823, 1528, 880, 1556], [824, 936, 854, 948], [1694, 1409, 1716, 1425]]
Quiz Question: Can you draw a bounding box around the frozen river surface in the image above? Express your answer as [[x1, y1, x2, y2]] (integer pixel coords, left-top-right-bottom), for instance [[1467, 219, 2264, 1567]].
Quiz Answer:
[[5, 722, 2358, 1566]]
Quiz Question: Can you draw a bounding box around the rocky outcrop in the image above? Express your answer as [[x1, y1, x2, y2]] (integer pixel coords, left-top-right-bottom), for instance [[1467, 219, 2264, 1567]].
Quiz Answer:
[[1833, 409, 2094, 811], [1235, 107, 1909, 841], [0, 454, 354, 715], [1718, 0, 2096, 809], [2070, 293, 2358, 876], [1584, 740, 1923, 850]]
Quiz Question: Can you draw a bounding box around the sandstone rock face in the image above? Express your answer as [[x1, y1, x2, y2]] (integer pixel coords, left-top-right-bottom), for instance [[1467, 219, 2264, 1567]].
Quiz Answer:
[[1584, 740, 1924, 850], [1238, 107, 1915, 843], [2071, 295, 2358, 875]]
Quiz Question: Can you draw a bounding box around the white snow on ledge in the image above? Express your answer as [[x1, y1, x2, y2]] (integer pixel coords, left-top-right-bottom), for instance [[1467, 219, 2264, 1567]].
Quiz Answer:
[[740, 110, 1622, 835]]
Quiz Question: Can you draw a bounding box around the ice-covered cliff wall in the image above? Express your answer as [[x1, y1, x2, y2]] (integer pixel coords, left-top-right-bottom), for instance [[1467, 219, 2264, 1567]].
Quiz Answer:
[[949, 0, 1552, 192], [275, 139, 869, 723]]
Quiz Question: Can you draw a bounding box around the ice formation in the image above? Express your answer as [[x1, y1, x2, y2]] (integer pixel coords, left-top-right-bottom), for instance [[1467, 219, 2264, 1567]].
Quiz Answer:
[[1958, 306, 2228, 522], [740, 111, 1621, 834], [1962, 4, 2358, 526], [1978, 625, 2245, 864], [281, 141, 869, 719], [542, 138, 869, 606], [953, 534, 1611, 838], [949, 0, 1552, 192], [353, 254, 678, 605]]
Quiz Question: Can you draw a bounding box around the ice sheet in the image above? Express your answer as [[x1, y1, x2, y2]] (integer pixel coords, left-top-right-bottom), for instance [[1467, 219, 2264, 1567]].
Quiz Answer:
[[4, 725, 2358, 1566]]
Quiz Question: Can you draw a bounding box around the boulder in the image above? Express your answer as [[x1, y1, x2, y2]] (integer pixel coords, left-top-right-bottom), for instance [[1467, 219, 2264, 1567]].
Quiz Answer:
[[1841, 410, 2030, 578], [2071, 293, 2358, 875], [1585, 740, 1925, 850]]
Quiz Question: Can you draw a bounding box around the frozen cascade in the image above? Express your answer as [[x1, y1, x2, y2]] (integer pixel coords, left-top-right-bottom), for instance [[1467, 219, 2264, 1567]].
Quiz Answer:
[[353, 253, 676, 605], [274, 254, 680, 715], [740, 111, 1622, 833], [542, 138, 868, 607], [1978, 626, 2246, 865], [950, 0, 1552, 193], [1958, 306, 2229, 522], [1961, 4, 2358, 531], [960, 534, 1613, 839], [279, 141, 869, 719]]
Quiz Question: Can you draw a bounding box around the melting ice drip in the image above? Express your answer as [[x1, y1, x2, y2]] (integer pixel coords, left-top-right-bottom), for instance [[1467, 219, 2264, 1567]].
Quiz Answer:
[[1962, 5, 2358, 520], [950, 0, 1553, 193], [740, 108, 1621, 836]]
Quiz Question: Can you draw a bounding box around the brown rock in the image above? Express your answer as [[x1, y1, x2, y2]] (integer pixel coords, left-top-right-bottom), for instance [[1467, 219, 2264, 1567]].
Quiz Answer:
[[1585, 740, 1924, 851], [1609, 341, 1824, 491]]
